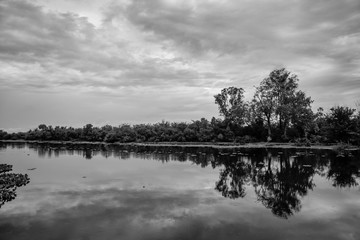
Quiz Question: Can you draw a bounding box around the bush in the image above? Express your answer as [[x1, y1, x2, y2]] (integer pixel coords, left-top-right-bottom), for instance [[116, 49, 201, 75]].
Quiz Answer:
[[293, 138, 311, 147], [235, 135, 256, 144]]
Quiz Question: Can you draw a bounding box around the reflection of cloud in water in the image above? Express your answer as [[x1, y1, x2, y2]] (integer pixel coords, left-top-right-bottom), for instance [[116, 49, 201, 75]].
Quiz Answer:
[[1, 143, 360, 239], [1, 187, 360, 240], [2, 187, 216, 217], [1, 188, 224, 239]]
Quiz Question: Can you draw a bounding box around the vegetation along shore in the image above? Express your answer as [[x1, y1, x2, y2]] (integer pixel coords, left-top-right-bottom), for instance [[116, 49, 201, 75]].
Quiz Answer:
[[1, 139, 358, 151], [1, 68, 359, 147]]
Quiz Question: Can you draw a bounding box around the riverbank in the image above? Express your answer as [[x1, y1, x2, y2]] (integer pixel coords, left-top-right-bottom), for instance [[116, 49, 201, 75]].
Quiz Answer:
[[1, 139, 359, 150]]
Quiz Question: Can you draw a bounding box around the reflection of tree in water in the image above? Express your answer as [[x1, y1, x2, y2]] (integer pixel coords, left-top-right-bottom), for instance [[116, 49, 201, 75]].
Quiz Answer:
[[213, 149, 318, 218], [327, 152, 360, 188], [215, 154, 251, 199], [0, 164, 30, 208], [253, 152, 316, 219], [4, 142, 360, 218], [83, 148, 93, 159], [0, 142, 7, 151]]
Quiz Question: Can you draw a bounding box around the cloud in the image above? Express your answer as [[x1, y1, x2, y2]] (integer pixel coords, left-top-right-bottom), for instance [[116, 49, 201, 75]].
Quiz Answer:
[[106, 0, 360, 57], [0, 0, 360, 129], [105, 0, 360, 91], [1, 0, 359, 94], [0, 0, 217, 92]]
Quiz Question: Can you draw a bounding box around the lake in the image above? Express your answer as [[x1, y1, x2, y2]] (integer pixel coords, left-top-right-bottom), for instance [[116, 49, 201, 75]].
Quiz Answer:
[[0, 142, 359, 240]]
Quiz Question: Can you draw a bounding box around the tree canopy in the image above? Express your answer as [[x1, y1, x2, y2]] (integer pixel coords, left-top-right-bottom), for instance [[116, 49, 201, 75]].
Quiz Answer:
[[214, 87, 248, 126], [252, 68, 313, 141]]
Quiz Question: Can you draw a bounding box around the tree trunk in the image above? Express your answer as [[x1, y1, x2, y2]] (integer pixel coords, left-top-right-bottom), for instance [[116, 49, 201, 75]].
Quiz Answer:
[[279, 113, 282, 134], [267, 115, 272, 141], [283, 121, 288, 140]]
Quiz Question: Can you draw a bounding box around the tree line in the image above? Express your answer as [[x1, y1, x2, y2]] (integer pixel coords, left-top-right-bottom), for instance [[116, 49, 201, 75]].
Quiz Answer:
[[1, 68, 359, 145]]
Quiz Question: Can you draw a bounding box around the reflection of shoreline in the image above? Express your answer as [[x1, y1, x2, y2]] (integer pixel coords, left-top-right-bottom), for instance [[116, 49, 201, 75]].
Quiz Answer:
[[1, 142, 359, 219], [1, 139, 357, 150]]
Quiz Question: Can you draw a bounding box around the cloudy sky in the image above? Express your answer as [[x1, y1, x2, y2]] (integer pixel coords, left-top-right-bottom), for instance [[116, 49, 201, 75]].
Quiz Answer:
[[0, 0, 359, 132]]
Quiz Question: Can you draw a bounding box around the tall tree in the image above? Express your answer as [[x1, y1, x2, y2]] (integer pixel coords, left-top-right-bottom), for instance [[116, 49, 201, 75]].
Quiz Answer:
[[289, 91, 314, 138], [253, 68, 313, 141]]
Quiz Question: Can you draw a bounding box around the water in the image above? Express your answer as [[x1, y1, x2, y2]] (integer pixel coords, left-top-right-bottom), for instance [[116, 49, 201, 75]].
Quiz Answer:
[[0, 142, 359, 240]]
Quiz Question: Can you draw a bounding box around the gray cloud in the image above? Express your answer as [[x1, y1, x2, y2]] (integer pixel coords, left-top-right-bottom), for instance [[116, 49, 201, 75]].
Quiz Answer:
[[2, 0, 359, 92], [0, 0, 213, 91], [0, 1, 94, 59], [0, 0, 359, 129], [107, 0, 360, 58], [101, 0, 360, 107]]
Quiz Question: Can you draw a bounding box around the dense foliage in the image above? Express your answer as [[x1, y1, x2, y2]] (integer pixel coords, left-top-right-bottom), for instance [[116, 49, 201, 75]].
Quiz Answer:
[[1, 68, 359, 145]]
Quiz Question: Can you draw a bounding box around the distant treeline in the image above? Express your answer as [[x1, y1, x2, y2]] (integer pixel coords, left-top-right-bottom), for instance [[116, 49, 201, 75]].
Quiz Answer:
[[1, 68, 359, 145], [0, 109, 359, 145]]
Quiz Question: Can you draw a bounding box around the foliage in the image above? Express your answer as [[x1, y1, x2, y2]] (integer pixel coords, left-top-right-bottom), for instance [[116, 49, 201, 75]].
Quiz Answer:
[[293, 138, 311, 147], [325, 106, 357, 143], [214, 87, 248, 126], [252, 68, 314, 141], [1, 68, 359, 145]]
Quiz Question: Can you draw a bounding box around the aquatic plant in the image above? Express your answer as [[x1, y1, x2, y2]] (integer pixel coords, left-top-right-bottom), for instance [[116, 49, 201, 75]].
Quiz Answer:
[[0, 164, 30, 208]]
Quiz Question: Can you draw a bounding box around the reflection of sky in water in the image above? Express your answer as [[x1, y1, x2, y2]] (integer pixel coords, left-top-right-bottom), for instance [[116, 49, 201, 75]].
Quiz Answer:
[[0, 144, 359, 240]]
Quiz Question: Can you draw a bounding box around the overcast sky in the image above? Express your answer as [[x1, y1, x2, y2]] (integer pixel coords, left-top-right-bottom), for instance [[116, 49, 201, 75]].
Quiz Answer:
[[1, 0, 359, 132]]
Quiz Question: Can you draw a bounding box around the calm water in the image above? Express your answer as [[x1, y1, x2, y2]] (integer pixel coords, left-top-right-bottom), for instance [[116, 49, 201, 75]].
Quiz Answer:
[[0, 142, 359, 240]]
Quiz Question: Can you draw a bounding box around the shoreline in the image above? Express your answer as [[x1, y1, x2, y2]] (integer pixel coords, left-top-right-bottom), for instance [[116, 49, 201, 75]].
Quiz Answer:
[[1, 139, 359, 150]]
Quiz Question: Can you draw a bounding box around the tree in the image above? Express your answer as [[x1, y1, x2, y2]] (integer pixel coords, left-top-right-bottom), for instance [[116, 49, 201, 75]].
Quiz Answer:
[[214, 87, 248, 126], [354, 111, 360, 145], [253, 88, 276, 141], [38, 124, 47, 131], [82, 124, 94, 141], [253, 68, 313, 141], [325, 106, 356, 143], [289, 91, 314, 138], [0, 130, 9, 140]]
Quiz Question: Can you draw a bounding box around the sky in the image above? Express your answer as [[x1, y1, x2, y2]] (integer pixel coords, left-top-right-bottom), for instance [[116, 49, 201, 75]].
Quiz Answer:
[[0, 0, 359, 132]]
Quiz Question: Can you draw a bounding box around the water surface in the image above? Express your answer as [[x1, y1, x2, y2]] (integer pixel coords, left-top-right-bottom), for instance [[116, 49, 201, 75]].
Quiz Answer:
[[0, 142, 359, 240]]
